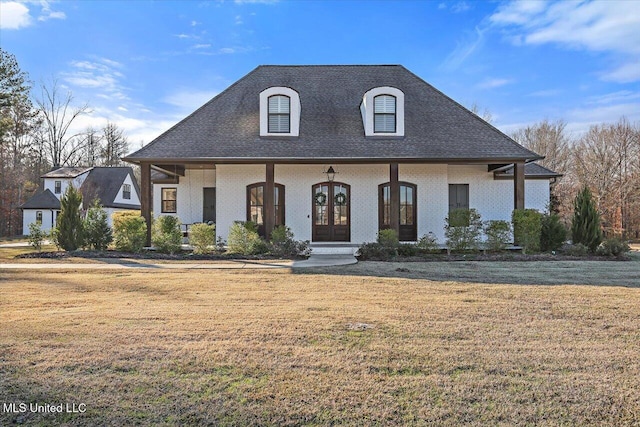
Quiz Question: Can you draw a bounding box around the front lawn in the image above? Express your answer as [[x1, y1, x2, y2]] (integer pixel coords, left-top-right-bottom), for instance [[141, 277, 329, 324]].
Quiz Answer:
[[1, 268, 639, 425]]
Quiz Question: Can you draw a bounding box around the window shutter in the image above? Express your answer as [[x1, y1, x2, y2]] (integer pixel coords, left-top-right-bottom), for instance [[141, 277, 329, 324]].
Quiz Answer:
[[268, 95, 290, 114], [268, 95, 290, 133], [374, 95, 396, 113], [374, 95, 396, 132], [374, 115, 395, 133]]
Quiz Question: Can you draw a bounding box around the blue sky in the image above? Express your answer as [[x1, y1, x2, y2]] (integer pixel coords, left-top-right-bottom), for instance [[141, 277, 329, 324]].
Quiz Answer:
[[1, 0, 639, 149]]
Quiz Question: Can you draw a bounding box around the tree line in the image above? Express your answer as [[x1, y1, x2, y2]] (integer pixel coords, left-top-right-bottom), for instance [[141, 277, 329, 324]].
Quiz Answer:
[[511, 118, 640, 239], [1, 48, 129, 236]]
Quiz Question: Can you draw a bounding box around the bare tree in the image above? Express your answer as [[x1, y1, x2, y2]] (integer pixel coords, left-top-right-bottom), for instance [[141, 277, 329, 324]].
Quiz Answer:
[[573, 118, 640, 237], [511, 119, 575, 218], [35, 79, 90, 168], [82, 126, 102, 167], [469, 102, 493, 124], [511, 120, 572, 173], [101, 122, 128, 166]]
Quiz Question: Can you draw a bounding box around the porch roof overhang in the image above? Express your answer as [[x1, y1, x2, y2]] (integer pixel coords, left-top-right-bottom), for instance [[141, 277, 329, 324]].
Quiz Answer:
[[123, 155, 543, 166]]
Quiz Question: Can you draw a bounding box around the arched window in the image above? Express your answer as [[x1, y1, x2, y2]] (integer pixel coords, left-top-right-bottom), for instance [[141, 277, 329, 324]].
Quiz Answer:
[[361, 86, 404, 136], [260, 87, 300, 136], [374, 95, 396, 133], [247, 182, 285, 237], [378, 181, 417, 241], [268, 95, 290, 133]]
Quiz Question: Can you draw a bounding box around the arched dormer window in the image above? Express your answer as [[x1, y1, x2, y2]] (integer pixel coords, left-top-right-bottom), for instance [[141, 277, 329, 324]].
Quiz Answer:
[[361, 86, 405, 137], [260, 87, 301, 136], [268, 95, 290, 133], [374, 95, 396, 133]]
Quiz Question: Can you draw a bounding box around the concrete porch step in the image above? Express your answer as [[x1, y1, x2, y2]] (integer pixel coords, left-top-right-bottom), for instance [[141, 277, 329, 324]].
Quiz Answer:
[[309, 244, 360, 256]]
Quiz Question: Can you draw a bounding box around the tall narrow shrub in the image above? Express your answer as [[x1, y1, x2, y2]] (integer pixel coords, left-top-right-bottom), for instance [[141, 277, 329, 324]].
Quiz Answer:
[[56, 185, 84, 251], [83, 199, 112, 251], [571, 186, 602, 252]]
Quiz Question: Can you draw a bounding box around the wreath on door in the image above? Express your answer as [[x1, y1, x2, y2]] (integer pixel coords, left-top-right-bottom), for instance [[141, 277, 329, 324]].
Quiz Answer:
[[314, 192, 327, 206], [334, 192, 347, 206]]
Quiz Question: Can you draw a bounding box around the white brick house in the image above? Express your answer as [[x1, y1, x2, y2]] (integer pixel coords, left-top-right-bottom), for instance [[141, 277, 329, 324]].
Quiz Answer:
[[124, 65, 559, 246], [20, 167, 141, 234]]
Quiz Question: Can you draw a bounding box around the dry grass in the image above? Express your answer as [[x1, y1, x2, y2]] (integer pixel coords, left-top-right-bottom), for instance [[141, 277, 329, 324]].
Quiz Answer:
[[1, 268, 640, 426]]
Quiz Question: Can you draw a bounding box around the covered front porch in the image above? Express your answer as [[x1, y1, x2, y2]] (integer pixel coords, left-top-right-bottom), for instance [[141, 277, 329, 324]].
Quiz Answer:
[[137, 160, 528, 246]]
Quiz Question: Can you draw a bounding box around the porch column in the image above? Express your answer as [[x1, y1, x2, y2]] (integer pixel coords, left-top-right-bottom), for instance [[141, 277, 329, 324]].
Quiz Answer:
[[390, 163, 400, 236], [140, 162, 152, 247], [514, 161, 525, 210], [264, 162, 275, 239]]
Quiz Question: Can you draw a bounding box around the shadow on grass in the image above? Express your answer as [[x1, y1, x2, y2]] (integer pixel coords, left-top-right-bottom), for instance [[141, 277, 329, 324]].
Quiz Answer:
[[293, 258, 640, 288]]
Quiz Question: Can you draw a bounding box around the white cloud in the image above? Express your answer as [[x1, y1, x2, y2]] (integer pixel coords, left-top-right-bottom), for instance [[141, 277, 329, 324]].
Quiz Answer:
[[528, 89, 562, 97], [490, 0, 640, 82], [477, 78, 513, 89], [63, 57, 129, 102], [451, 1, 471, 13], [586, 90, 640, 105], [490, 0, 548, 25], [442, 26, 486, 70], [601, 61, 640, 84], [192, 44, 211, 49], [219, 47, 236, 54], [0, 0, 65, 29], [162, 89, 218, 111], [0, 1, 32, 29]]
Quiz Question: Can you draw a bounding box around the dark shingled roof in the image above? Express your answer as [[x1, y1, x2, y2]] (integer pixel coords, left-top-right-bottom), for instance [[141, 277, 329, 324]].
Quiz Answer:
[[42, 167, 93, 178], [124, 65, 542, 163], [496, 162, 562, 179], [80, 167, 140, 209], [19, 189, 60, 209]]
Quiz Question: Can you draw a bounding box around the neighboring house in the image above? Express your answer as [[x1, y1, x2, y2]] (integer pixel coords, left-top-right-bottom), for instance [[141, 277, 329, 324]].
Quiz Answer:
[[124, 65, 560, 247], [20, 167, 141, 234]]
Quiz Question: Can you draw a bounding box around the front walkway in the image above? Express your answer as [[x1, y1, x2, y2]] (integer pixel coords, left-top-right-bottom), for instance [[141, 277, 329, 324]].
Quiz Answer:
[[0, 254, 357, 270]]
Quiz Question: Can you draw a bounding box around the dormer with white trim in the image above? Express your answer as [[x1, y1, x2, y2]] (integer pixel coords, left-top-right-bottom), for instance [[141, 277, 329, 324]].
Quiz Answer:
[[361, 86, 405, 137], [259, 87, 301, 137]]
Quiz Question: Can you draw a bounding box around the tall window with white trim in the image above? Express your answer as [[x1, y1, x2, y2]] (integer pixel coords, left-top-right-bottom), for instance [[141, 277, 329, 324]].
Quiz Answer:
[[374, 95, 396, 133], [268, 95, 291, 133]]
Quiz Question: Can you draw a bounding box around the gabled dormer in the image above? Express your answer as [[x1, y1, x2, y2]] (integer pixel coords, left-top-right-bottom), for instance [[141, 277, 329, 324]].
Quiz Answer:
[[360, 86, 405, 137], [259, 87, 301, 137], [41, 167, 93, 199]]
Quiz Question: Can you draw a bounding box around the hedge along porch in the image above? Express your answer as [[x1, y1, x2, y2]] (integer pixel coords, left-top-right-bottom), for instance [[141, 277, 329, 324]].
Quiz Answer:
[[127, 65, 557, 247]]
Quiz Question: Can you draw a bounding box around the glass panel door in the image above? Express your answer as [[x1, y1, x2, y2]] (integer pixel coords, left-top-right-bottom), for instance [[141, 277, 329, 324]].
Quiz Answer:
[[312, 182, 350, 242]]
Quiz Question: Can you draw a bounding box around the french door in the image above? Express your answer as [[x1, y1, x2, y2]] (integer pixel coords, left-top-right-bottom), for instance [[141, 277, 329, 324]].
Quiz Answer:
[[312, 182, 350, 242]]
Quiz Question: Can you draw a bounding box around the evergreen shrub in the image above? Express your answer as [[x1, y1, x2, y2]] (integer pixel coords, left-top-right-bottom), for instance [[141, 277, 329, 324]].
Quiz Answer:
[[484, 220, 511, 252], [512, 209, 542, 254], [56, 185, 84, 251], [152, 215, 182, 254], [445, 208, 482, 252], [83, 199, 112, 251], [112, 211, 147, 253], [571, 187, 603, 253], [189, 223, 216, 254]]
